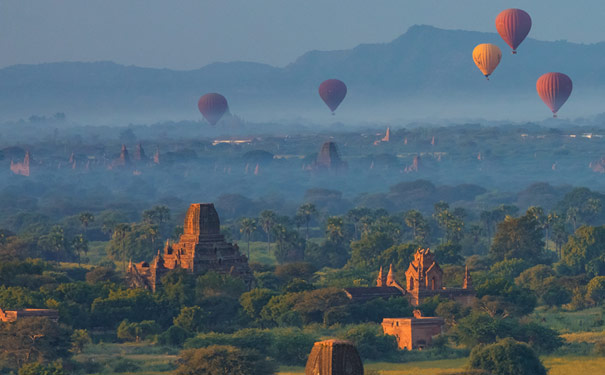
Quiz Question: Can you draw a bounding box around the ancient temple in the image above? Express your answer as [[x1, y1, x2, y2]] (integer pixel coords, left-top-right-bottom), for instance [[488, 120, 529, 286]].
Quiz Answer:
[[311, 141, 347, 172], [127, 203, 254, 291], [10, 150, 30, 176], [405, 248, 474, 306], [0, 307, 59, 322], [382, 310, 444, 350], [344, 248, 474, 306], [109, 144, 132, 169], [305, 339, 364, 375]]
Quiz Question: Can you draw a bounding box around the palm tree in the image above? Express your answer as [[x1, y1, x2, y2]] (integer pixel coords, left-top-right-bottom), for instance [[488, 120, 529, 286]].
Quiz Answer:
[[297, 203, 317, 240], [325, 217, 344, 244], [239, 218, 257, 259], [72, 234, 88, 266], [566, 207, 579, 232], [111, 223, 131, 270], [141, 224, 159, 253], [259, 210, 277, 252], [79, 212, 94, 238], [404, 210, 423, 240]]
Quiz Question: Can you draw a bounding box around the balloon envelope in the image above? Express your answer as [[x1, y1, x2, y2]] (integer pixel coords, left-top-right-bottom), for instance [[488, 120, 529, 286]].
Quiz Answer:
[[472, 44, 502, 79], [536, 73, 573, 117], [319, 79, 347, 113], [495, 9, 532, 54], [198, 93, 228, 125]]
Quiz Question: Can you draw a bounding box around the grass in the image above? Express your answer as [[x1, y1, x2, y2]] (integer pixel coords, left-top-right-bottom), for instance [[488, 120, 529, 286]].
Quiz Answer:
[[74, 342, 177, 375], [73, 341, 605, 375], [561, 330, 605, 344], [278, 356, 605, 375], [278, 359, 467, 375], [530, 306, 604, 333], [246, 241, 277, 265], [543, 356, 605, 375], [86, 240, 111, 265]]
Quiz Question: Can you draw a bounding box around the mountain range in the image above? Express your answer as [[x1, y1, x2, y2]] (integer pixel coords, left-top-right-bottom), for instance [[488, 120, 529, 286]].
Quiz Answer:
[[1, 25, 604, 123]]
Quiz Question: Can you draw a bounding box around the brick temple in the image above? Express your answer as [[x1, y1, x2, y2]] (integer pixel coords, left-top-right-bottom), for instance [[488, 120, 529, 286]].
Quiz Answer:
[[345, 248, 475, 307], [127, 203, 254, 291], [0, 308, 59, 322], [382, 310, 445, 350]]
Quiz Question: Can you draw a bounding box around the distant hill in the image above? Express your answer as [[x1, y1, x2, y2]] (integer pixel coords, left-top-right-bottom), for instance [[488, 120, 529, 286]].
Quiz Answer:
[[1, 25, 604, 122]]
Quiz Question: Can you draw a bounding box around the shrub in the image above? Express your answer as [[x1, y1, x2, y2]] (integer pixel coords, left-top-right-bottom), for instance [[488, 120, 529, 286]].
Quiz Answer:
[[340, 323, 398, 360], [175, 345, 277, 375], [469, 338, 546, 375]]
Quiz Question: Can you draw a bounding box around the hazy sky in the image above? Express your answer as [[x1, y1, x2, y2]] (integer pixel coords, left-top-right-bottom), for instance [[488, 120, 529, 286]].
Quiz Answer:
[[0, 1, 602, 70]]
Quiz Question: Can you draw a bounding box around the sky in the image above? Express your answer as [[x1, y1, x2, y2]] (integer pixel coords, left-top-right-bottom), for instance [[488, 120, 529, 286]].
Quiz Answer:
[[0, 0, 603, 70]]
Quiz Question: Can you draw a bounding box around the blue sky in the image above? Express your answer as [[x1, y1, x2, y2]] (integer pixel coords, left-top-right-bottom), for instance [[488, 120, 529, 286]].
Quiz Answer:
[[0, 0, 602, 69]]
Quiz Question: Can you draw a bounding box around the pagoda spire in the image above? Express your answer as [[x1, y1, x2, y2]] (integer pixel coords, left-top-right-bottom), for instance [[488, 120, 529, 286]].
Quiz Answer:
[[386, 264, 395, 285], [463, 265, 473, 290], [377, 266, 385, 286]]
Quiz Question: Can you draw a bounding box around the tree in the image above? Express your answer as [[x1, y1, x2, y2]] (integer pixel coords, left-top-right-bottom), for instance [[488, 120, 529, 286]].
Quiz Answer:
[[296, 203, 317, 240], [240, 288, 278, 322], [173, 306, 207, 333], [349, 232, 393, 269], [469, 338, 547, 375], [489, 258, 530, 281], [107, 223, 131, 269], [259, 211, 277, 252], [490, 210, 544, 264], [586, 276, 605, 305], [142, 205, 170, 226], [85, 266, 118, 284], [434, 241, 463, 265], [18, 362, 65, 375], [325, 216, 344, 244], [561, 225, 605, 274], [345, 208, 373, 240], [404, 210, 428, 244], [70, 329, 91, 354], [71, 234, 88, 266], [116, 319, 159, 342], [567, 206, 579, 232], [37, 226, 69, 262], [271, 225, 305, 264], [239, 218, 257, 259], [0, 317, 72, 369], [175, 345, 277, 375], [475, 278, 536, 317], [340, 323, 398, 360], [78, 212, 94, 238], [453, 312, 511, 347]]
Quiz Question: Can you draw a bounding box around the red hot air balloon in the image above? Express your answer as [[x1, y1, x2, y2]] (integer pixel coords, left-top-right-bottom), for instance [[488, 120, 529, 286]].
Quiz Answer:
[[319, 79, 347, 114], [495, 9, 532, 54], [198, 93, 228, 125], [536, 73, 573, 118]]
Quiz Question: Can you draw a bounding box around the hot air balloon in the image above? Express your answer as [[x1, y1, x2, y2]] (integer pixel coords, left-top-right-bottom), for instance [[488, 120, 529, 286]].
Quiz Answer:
[[495, 9, 532, 54], [472, 44, 502, 80], [536, 73, 573, 118], [198, 93, 228, 125], [319, 79, 347, 114]]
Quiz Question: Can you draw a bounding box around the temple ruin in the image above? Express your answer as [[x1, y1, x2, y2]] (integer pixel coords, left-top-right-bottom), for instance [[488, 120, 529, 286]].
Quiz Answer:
[[382, 310, 444, 350], [127, 203, 254, 291], [0, 308, 59, 323], [344, 248, 474, 306], [305, 339, 364, 375]]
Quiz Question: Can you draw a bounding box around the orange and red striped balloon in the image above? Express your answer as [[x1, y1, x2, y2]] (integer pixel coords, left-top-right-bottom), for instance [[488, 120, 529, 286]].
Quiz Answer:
[[536, 73, 573, 117], [495, 9, 532, 54]]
